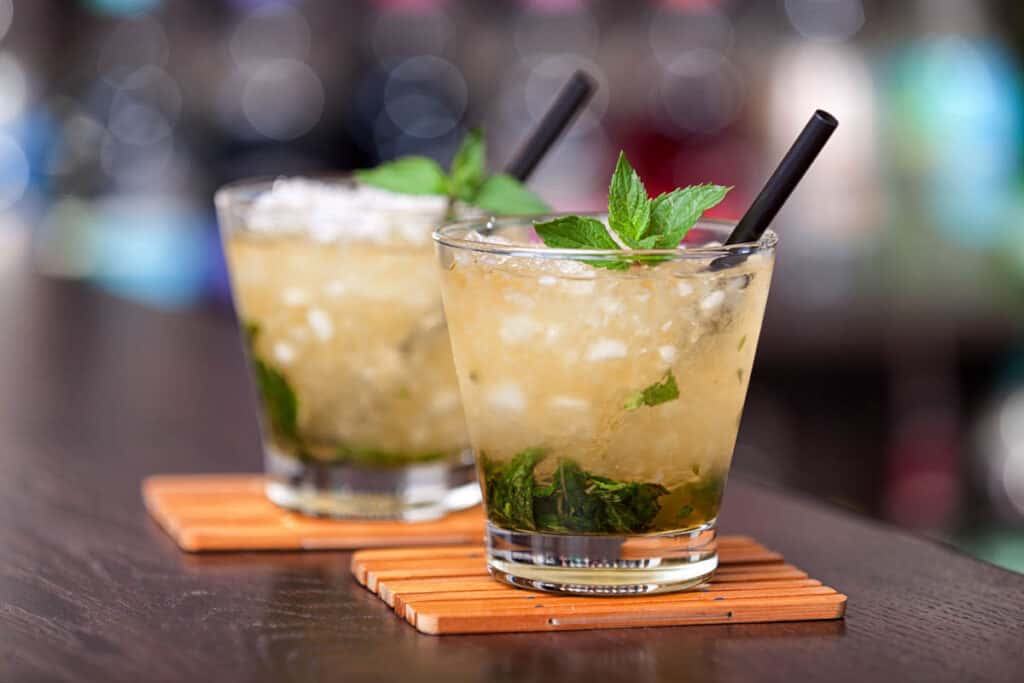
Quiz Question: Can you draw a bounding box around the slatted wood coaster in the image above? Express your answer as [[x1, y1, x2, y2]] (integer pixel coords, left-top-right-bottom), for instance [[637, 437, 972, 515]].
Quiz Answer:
[[351, 538, 847, 635], [142, 475, 486, 551]]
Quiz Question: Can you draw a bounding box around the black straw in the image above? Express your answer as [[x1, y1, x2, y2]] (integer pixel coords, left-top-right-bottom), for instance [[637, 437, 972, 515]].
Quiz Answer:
[[724, 110, 838, 245], [504, 70, 596, 182]]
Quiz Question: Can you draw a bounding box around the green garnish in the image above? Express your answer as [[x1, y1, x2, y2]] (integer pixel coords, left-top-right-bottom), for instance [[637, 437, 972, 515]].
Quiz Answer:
[[483, 449, 670, 534], [355, 128, 549, 215], [624, 370, 680, 411], [534, 151, 729, 268], [351, 156, 449, 196], [244, 322, 301, 444], [472, 173, 550, 215]]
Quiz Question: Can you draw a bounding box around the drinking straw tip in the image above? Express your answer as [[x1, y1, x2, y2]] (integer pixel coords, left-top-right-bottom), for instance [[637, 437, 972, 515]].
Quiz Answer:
[[814, 109, 838, 128]]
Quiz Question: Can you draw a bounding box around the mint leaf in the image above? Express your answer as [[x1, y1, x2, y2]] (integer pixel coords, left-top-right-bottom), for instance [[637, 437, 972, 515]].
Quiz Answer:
[[473, 173, 550, 215], [355, 156, 449, 196], [624, 370, 679, 410], [534, 216, 617, 250], [243, 320, 301, 444], [482, 448, 546, 531], [253, 359, 300, 442], [607, 152, 651, 247], [449, 127, 486, 201], [648, 184, 730, 249], [534, 216, 629, 271]]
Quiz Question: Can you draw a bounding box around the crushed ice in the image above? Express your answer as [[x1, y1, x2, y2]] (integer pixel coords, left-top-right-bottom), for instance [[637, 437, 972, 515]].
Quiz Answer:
[[246, 178, 449, 245]]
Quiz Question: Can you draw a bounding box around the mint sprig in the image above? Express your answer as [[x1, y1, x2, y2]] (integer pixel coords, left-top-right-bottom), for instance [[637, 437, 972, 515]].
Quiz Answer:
[[534, 151, 730, 268], [355, 128, 549, 216]]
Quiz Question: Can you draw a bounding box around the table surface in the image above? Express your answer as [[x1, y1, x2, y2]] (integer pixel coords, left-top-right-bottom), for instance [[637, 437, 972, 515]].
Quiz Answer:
[[2, 266, 1023, 683]]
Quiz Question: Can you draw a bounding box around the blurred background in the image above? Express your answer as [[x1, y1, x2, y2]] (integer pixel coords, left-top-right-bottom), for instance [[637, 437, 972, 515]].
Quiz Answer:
[[2, 0, 1023, 571]]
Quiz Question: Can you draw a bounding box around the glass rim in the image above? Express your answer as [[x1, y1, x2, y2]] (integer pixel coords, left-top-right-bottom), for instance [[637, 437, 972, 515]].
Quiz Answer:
[[433, 214, 777, 261]]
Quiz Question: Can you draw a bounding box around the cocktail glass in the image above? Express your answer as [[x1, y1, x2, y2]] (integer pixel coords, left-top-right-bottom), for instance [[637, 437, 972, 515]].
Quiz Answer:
[[215, 177, 479, 519], [435, 215, 776, 593]]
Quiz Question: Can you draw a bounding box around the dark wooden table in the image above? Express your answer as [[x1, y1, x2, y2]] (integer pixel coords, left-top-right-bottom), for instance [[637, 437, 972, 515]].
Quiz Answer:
[[2, 265, 1023, 683]]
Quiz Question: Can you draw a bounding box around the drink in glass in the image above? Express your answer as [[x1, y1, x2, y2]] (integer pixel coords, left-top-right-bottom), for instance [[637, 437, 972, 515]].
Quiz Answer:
[[435, 216, 776, 593], [216, 177, 478, 519]]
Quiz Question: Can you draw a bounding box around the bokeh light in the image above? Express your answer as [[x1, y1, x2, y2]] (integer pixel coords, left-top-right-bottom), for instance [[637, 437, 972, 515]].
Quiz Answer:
[[0, 54, 28, 126], [383, 55, 466, 139], [648, 4, 734, 66], [784, 0, 865, 42], [658, 49, 744, 134], [241, 59, 325, 140], [83, 0, 163, 16], [0, 133, 29, 210]]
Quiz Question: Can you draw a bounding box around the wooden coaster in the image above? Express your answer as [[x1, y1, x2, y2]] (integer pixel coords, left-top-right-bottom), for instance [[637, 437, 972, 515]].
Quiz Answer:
[[143, 474, 485, 552], [351, 539, 846, 635]]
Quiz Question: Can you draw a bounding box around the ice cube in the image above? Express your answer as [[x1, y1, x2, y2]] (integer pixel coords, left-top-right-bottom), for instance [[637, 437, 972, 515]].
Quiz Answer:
[[273, 342, 296, 364], [599, 298, 625, 315], [324, 280, 346, 297], [499, 315, 541, 344], [487, 383, 526, 414], [281, 287, 307, 306], [430, 390, 460, 415], [565, 280, 596, 296], [585, 338, 628, 362], [658, 345, 678, 364], [549, 395, 591, 411], [538, 275, 558, 286], [726, 274, 753, 291], [307, 308, 334, 340], [503, 291, 535, 308], [676, 281, 694, 297], [700, 290, 726, 312]]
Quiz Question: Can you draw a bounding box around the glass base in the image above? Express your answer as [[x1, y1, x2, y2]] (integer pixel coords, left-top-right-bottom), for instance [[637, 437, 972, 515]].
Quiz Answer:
[[263, 447, 480, 521], [485, 522, 718, 595]]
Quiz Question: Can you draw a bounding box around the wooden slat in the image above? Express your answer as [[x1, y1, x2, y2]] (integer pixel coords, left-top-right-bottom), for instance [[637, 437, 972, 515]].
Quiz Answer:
[[350, 542, 847, 635], [142, 474, 487, 552], [387, 578, 825, 613], [415, 594, 848, 635]]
